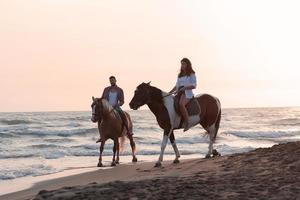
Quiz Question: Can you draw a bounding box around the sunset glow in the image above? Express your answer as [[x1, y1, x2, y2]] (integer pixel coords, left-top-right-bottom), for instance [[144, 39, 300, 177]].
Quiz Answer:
[[1, 0, 300, 111]]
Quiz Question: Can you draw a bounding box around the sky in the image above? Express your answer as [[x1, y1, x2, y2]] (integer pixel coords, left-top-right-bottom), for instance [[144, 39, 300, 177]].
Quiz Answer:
[[0, 0, 300, 112]]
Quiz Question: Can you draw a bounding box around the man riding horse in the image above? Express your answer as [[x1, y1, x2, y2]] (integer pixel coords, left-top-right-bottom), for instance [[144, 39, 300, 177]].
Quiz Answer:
[[96, 76, 131, 143]]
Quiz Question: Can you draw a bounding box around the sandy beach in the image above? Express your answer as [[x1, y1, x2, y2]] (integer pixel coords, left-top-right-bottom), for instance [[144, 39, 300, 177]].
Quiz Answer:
[[1, 141, 299, 200]]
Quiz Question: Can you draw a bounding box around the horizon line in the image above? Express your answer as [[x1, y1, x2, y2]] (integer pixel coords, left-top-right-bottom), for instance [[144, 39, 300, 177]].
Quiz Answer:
[[0, 105, 299, 113]]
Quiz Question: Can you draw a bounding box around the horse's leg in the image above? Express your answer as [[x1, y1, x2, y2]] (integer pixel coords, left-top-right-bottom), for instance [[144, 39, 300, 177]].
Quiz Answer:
[[206, 98, 222, 158], [98, 140, 105, 167], [96, 121, 101, 143], [169, 131, 180, 164], [128, 134, 137, 162], [205, 125, 215, 159], [212, 110, 221, 157], [116, 144, 120, 164], [111, 139, 118, 166], [155, 129, 171, 167], [125, 112, 137, 162]]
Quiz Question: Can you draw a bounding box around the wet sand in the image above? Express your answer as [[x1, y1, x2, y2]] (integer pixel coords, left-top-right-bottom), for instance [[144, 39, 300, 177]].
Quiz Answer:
[[2, 141, 300, 200]]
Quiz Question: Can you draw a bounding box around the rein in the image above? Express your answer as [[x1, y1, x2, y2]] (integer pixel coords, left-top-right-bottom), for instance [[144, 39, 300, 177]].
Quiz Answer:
[[162, 91, 177, 98]]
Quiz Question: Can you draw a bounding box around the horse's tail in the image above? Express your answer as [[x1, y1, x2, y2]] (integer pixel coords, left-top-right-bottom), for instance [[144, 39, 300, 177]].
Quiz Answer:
[[119, 111, 132, 153], [213, 99, 221, 142]]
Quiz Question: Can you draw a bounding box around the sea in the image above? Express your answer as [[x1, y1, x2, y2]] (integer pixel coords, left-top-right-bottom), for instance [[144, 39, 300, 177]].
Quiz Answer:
[[1, 107, 300, 183]]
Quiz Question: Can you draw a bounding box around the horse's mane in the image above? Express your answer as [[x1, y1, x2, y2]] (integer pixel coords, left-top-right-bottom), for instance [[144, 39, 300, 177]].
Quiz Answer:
[[148, 85, 164, 104], [101, 98, 113, 113]]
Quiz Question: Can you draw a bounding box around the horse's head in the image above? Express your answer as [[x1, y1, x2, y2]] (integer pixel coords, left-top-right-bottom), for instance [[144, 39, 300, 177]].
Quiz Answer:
[[129, 82, 152, 110], [91, 97, 114, 122], [91, 96, 102, 123]]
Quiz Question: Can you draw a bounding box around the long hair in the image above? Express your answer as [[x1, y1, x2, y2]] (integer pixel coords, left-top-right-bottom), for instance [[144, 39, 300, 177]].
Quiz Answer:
[[178, 58, 195, 77]]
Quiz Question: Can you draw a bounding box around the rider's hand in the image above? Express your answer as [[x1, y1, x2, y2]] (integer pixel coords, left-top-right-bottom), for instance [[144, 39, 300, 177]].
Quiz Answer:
[[171, 91, 178, 95]]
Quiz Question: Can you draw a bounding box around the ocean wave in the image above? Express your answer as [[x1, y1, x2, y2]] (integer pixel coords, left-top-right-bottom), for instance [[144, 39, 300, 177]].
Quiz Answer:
[[135, 137, 209, 145], [175, 136, 209, 144], [133, 125, 161, 131], [0, 147, 68, 159], [134, 138, 160, 145], [271, 118, 300, 126], [216, 144, 255, 155], [67, 122, 82, 127], [69, 151, 99, 157], [272, 119, 300, 126], [0, 152, 38, 159], [29, 144, 63, 149], [57, 128, 98, 137], [43, 151, 67, 159], [0, 119, 34, 125], [44, 122, 83, 128], [10, 127, 98, 137], [225, 130, 300, 139], [0, 132, 15, 138], [70, 144, 100, 150], [43, 138, 74, 143], [0, 164, 61, 180]]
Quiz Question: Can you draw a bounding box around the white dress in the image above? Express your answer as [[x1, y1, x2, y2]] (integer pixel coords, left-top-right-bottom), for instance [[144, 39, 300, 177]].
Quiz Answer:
[[176, 73, 197, 99]]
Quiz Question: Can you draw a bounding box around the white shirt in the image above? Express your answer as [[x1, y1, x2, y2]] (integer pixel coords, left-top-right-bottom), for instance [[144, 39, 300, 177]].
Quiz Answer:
[[176, 73, 197, 99], [108, 91, 118, 107]]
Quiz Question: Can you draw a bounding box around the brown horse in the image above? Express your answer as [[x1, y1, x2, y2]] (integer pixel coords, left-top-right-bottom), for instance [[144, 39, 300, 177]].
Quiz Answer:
[[129, 82, 221, 167], [91, 97, 137, 167]]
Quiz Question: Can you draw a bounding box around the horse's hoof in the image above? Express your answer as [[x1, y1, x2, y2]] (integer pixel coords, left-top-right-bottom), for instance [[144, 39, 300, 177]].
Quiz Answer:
[[205, 154, 212, 159], [154, 162, 162, 168], [97, 162, 104, 167], [212, 149, 221, 157], [115, 161, 120, 164], [132, 157, 138, 163], [173, 159, 180, 164], [111, 162, 116, 167]]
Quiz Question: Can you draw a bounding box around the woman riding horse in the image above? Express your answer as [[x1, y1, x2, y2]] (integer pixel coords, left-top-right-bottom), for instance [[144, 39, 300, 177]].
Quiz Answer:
[[129, 58, 221, 167], [169, 58, 197, 131]]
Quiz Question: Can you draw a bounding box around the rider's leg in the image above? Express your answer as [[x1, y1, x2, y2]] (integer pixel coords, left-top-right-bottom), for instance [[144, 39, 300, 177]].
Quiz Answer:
[[121, 112, 130, 133], [115, 107, 131, 135], [179, 95, 189, 131]]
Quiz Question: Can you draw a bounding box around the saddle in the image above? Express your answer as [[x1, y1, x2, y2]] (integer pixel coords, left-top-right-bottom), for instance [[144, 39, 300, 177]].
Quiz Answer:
[[114, 108, 131, 136], [174, 93, 201, 117]]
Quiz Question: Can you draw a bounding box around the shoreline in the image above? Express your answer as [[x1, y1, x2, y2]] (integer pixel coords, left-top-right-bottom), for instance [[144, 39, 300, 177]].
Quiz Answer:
[[2, 141, 300, 200], [1, 158, 206, 200], [0, 154, 202, 199], [0, 154, 201, 196]]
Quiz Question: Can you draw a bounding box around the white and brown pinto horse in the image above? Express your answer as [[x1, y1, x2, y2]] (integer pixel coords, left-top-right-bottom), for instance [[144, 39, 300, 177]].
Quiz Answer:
[[91, 97, 137, 167], [129, 82, 221, 167]]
